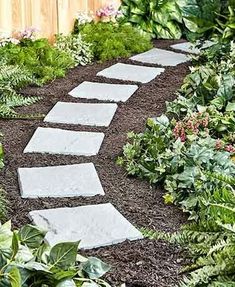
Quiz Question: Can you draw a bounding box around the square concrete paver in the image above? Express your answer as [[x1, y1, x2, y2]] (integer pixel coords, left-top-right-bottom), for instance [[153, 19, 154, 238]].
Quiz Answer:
[[24, 127, 104, 156], [170, 42, 200, 54], [171, 41, 214, 54], [29, 203, 143, 249], [18, 163, 104, 198], [69, 81, 138, 102], [130, 48, 189, 66], [97, 63, 165, 83], [44, 102, 118, 127]]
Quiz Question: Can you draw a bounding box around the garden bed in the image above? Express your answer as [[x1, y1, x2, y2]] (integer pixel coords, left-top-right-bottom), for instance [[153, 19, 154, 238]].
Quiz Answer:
[[0, 39, 190, 287]]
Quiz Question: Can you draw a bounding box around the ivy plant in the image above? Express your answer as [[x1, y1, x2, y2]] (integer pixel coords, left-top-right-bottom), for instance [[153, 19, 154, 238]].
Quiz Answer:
[[0, 221, 111, 287]]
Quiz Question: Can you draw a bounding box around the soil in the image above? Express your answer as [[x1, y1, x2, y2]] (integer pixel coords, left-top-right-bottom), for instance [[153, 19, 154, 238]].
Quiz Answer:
[[0, 39, 190, 287]]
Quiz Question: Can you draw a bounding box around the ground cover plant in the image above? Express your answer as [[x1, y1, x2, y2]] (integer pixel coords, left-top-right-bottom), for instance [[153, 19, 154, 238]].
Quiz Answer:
[[118, 4, 235, 285], [0, 221, 111, 286], [74, 10, 153, 62]]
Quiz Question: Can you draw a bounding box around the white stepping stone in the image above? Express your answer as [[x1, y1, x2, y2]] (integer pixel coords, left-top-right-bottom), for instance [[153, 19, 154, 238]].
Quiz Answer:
[[29, 203, 143, 249], [130, 48, 189, 66], [97, 63, 164, 83], [18, 163, 104, 198], [24, 127, 104, 156], [69, 81, 138, 102], [44, 102, 117, 127], [171, 41, 214, 54]]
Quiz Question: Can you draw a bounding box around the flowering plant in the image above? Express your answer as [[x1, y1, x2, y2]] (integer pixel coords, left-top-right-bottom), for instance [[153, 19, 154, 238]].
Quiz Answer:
[[96, 4, 122, 22], [19, 27, 39, 40], [0, 27, 39, 47], [173, 112, 209, 142]]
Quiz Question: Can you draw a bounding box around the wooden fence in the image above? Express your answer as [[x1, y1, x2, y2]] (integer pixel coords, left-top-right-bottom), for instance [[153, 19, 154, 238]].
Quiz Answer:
[[0, 0, 121, 40]]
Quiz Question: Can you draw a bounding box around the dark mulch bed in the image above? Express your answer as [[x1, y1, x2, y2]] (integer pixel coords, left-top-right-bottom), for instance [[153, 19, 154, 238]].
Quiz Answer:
[[0, 39, 190, 286]]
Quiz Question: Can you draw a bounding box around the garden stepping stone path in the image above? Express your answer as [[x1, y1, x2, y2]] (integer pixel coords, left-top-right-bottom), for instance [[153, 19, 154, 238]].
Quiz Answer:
[[18, 163, 104, 198], [69, 81, 138, 102], [130, 48, 189, 66], [44, 102, 118, 127], [24, 127, 104, 156], [29, 203, 143, 249], [97, 63, 165, 83], [23, 47, 181, 250]]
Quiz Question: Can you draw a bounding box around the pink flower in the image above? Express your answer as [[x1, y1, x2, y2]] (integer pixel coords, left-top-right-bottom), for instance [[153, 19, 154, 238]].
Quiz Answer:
[[96, 4, 120, 18], [225, 145, 235, 153], [180, 128, 186, 142], [20, 27, 39, 40]]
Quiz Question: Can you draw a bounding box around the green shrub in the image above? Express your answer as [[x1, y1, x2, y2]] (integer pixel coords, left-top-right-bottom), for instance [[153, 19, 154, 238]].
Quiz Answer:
[[120, 0, 235, 41], [75, 22, 153, 62], [0, 38, 74, 84], [0, 221, 111, 286], [55, 33, 93, 66]]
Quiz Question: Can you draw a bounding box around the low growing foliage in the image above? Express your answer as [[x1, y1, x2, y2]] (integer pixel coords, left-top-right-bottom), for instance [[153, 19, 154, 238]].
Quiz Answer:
[[118, 15, 235, 285], [0, 221, 111, 287]]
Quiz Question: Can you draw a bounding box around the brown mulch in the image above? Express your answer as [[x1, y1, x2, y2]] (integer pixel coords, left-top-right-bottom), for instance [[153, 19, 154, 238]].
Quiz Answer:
[[0, 39, 190, 287]]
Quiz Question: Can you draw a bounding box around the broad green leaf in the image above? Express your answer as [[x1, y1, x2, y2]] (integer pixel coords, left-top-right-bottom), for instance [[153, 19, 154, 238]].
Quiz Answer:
[[18, 224, 46, 249], [49, 241, 79, 270], [52, 268, 77, 281], [11, 232, 19, 261], [81, 257, 111, 280], [153, 114, 170, 129], [8, 267, 21, 287], [15, 245, 33, 263]]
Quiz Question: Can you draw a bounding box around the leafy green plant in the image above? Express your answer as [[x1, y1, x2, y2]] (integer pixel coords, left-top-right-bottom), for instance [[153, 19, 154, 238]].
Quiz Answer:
[[55, 33, 93, 66], [0, 221, 111, 287], [0, 59, 41, 119], [167, 42, 235, 117], [74, 22, 152, 62], [142, 180, 235, 286], [120, 0, 184, 39], [181, 0, 235, 41], [180, 0, 222, 40], [0, 38, 74, 84]]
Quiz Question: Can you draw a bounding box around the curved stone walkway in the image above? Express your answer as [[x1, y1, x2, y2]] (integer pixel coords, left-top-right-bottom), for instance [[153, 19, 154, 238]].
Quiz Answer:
[[19, 43, 194, 250]]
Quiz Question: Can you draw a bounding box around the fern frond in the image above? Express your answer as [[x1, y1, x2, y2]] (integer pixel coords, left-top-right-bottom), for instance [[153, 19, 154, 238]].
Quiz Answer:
[[0, 62, 41, 119], [206, 172, 235, 188]]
